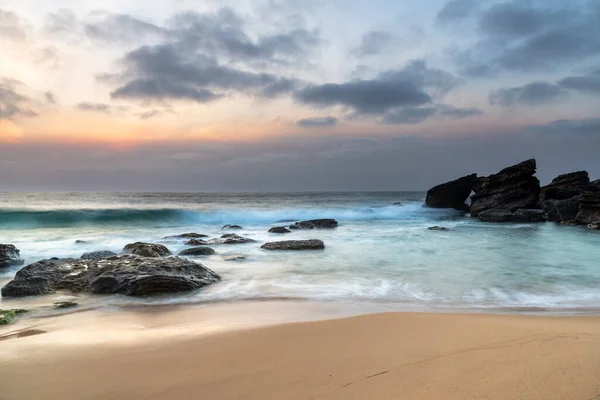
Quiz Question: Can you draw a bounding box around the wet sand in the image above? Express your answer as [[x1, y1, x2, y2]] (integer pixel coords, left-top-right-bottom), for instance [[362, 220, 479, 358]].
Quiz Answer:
[[0, 303, 599, 400]]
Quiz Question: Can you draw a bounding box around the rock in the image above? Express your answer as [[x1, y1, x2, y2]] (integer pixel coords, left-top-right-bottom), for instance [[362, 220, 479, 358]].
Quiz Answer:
[[222, 224, 243, 230], [0, 244, 25, 268], [592, 179, 600, 190], [392, 202, 403, 206], [54, 301, 78, 309], [185, 238, 209, 246], [588, 222, 600, 230], [122, 242, 172, 257], [425, 173, 477, 212], [1, 255, 220, 298], [75, 240, 88, 244], [0, 309, 16, 325], [512, 209, 548, 223], [477, 209, 513, 223], [540, 196, 580, 223], [166, 233, 209, 239], [288, 219, 338, 229], [224, 255, 246, 261], [428, 226, 450, 231], [470, 159, 541, 217], [576, 191, 600, 224], [269, 226, 291, 234], [179, 247, 216, 256], [541, 171, 591, 200], [207, 234, 256, 245], [80, 251, 117, 260], [261, 239, 325, 250]]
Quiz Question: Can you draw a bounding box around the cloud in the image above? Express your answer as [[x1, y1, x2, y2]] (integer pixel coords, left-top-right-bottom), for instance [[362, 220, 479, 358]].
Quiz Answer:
[[558, 73, 600, 94], [381, 104, 482, 124], [84, 12, 164, 43], [75, 102, 112, 113], [489, 82, 567, 106], [436, 0, 479, 26], [0, 78, 38, 120], [0, 8, 27, 40], [297, 116, 338, 128], [351, 30, 393, 56], [44, 92, 57, 104], [523, 118, 600, 136]]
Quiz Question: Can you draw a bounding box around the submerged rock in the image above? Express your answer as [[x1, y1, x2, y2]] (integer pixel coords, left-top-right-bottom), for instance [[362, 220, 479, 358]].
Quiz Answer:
[[470, 159, 541, 217], [0, 309, 16, 325], [269, 226, 291, 234], [428, 226, 450, 231], [80, 251, 117, 260], [0, 244, 24, 268], [223, 255, 246, 261], [179, 247, 216, 256], [207, 234, 256, 245], [511, 209, 548, 223], [222, 224, 243, 230], [122, 242, 172, 257], [54, 301, 78, 309], [588, 222, 600, 230], [289, 219, 338, 229], [1, 255, 220, 298], [261, 239, 325, 250], [74, 240, 88, 244], [425, 173, 477, 212], [576, 191, 600, 225], [166, 233, 209, 239], [185, 238, 209, 246]]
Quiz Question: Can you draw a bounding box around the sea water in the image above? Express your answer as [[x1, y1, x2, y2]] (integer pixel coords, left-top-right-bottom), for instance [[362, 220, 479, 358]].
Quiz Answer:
[[1, 192, 599, 313]]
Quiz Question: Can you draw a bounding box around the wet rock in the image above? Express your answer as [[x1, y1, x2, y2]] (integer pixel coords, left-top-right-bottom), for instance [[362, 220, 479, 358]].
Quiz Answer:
[[222, 224, 243, 230], [470, 159, 541, 217], [224, 255, 246, 261], [207, 234, 256, 245], [588, 222, 600, 230], [425, 173, 477, 212], [541, 171, 591, 200], [477, 209, 513, 223], [269, 226, 291, 234], [80, 251, 117, 260], [540, 196, 580, 223], [0, 244, 24, 268], [576, 191, 600, 224], [1, 255, 220, 298], [74, 240, 88, 244], [54, 301, 78, 309], [0, 309, 16, 325], [512, 209, 548, 223], [185, 238, 209, 246], [392, 202, 403, 206], [289, 219, 338, 229], [179, 247, 216, 256], [428, 226, 450, 231], [166, 233, 209, 239], [261, 239, 325, 250], [122, 242, 172, 257]]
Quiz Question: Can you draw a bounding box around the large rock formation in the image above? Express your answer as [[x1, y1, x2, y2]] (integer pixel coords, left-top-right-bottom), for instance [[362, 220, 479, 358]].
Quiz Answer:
[[289, 219, 338, 229], [470, 159, 541, 217], [576, 191, 600, 224], [541, 171, 591, 200], [425, 174, 477, 212], [1, 255, 220, 298], [261, 240, 325, 250], [0, 244, 25, 268], [123, 242, 172, 257]]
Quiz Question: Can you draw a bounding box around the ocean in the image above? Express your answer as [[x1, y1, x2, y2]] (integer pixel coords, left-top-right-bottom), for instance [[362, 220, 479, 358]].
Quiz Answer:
[[1, 192, 599, 314]]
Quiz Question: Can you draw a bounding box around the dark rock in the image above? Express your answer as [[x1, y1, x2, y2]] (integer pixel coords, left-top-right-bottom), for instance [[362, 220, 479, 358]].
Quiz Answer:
[[261, 239, 325, 250], [207, 234, 256, 245], [477, 209, 513, 223], [122, 242, 172, 257], [185, 238, 209, 246], [269, 226, 291, 234], [576, 191, 600, 224], [179, 247, 216, 256], [0, 309, 16, 325], [166, 233, 209, 239], [428, 226, 450, 231], [80, 251, 117, 260], [588, 222, 600, 230], [0, 244, 25, 268], [470, 159, 541, 216], [541, 171, 591, 200], [54, 301, 78, 309], [222, 224, 243, 230], [289, 219, 338, 229], [425, 173, 477, 212], [1, 255, 220, 298], [512, 209, 548, 223], [392, 202, 403, 206], [74, 240, 87, 244], [540, 196, 580, 223], [224, 255, 246, 261], [592, 179, 600, 189]]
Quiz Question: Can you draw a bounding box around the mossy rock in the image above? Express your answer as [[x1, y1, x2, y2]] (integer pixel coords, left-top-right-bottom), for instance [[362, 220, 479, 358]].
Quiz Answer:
[[0, 309, 16, 325], [54, 301, 78, 309]]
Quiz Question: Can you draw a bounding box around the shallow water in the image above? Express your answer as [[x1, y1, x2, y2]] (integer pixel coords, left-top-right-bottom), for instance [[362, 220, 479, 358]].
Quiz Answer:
[[1, 192, 599, 313]]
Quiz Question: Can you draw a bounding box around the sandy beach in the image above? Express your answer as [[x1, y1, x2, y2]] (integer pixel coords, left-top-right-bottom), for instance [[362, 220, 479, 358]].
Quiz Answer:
[[1, 303, 599, 400]]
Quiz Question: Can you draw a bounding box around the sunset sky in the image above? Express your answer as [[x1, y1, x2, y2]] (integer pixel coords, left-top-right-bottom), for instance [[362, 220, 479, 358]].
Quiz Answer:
[[1, 0, 600, 191]]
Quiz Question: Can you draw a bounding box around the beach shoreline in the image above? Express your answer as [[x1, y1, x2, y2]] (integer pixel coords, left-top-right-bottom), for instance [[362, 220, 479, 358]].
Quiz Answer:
[[1, 301, 599, 400]]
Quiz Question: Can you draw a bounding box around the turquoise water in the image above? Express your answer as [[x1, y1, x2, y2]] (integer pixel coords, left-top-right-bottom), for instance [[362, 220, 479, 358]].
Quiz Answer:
[[1, 192, 599, 312]]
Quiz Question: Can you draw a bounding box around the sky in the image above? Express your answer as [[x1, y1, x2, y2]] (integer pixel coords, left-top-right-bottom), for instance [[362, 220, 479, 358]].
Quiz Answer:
[[1, 0, 600, 191]]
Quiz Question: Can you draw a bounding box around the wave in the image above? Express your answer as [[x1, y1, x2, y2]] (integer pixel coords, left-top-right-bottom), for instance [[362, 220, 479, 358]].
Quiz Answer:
[[0, 203, 460, 228]]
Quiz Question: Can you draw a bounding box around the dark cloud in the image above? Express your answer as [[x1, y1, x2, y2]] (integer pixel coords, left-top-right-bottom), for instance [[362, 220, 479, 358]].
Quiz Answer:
[[297, 116, 338, 128], [381, 104, 482, 124], [435, 0, 479, 26], [489, 82, 567, 107], [437, 105, 483, 118], [0, 8, 27, 40], [84, 12, 164, 43], [351, 30, 393, 56], [523, 118, 600, 136], [558, 73, 600, 94], [0, 78, 38, 120]]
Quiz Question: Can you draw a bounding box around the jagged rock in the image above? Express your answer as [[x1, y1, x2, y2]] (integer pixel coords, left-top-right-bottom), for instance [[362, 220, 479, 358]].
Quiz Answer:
[[122, 242, 171, 257], [224, 255, 246, 261], [541, 171, 591, 200], [477, 209, 513, 223], [222, 224, 243, 230], [512, 209, 548, 223], [207, 234, 256, 245], [261, 239, 325, 250], [185, 238, 209, 246], [0, 244, 24, 268], [470, 159, 541, 217], [540, 196, 580, 223], [166, 233, 209, 239], [425, 174, 477, 212], [1, 255, 220, 298], [428, 226, 450, 231], [269, 226, 291, 234], [588, 223, 600, 230], [591, 179, 600, 189], [54, 301, 78, 309], [289, 219, 338, 229], [576, 191, 600, 224], [179, 247, 216, 256], [80, 251, 117, 260]]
